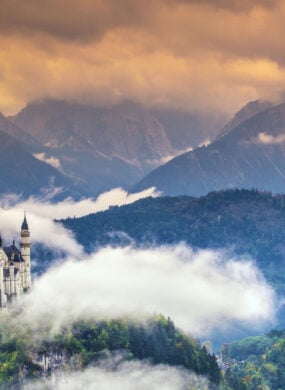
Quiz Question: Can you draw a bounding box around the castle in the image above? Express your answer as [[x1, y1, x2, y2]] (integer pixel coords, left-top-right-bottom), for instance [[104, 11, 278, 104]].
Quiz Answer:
[[0, 214, 31, 308]]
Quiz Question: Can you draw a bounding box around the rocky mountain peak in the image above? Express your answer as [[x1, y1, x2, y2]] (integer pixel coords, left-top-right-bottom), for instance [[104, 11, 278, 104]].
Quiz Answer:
[[216, 99, 274, 140], [134, 101, 285, 196]]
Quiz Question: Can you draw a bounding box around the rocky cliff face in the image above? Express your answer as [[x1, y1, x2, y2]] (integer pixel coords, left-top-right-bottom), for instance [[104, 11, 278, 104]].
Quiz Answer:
[[11, 100, 173, 165], [9, 99, 224, 194], [0, 112, 38, 148], [134, 102, 285, 196]]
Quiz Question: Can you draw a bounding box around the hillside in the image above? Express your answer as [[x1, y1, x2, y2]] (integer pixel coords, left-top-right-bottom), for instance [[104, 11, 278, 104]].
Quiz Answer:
[[0, 315, 220, 388], [223, 328, 285, 389], [134, 103, 285, 196], [62, 189, 285, 294]]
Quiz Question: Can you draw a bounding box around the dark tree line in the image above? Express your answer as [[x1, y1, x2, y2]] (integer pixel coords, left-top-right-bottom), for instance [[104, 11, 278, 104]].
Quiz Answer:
[[62, 189, 285, 295]]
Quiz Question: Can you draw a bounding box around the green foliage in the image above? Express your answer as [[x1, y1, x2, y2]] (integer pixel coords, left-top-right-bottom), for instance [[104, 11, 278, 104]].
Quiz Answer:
[[0, 334, 40, 388], [0, 316, 221, 388], [224, 329, 285, 389]]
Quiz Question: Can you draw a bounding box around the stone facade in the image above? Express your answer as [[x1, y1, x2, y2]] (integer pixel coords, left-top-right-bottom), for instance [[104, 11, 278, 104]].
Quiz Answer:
[[0, 214, 31, 308]]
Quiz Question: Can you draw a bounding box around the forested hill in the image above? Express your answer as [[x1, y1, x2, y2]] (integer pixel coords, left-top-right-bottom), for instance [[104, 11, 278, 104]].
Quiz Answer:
[[224, 328, 285, 389], [0, 315, 221, 388], [62, 189, 285, 293]]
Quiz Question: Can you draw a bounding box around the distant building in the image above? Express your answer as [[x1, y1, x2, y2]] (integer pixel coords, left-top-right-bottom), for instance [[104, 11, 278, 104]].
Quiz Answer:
[[0, 214, 31, 307]]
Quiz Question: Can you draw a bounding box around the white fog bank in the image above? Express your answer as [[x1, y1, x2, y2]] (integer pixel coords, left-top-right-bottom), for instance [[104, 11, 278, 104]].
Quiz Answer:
[[24, 356, 209, 390], [1, 186, 159, 219], [21, 245, 276, 337], [0, 187, 159, 257]]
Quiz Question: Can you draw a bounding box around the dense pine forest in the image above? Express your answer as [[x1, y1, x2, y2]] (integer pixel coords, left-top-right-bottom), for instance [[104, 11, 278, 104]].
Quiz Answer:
[[62, 189, 285, 294]]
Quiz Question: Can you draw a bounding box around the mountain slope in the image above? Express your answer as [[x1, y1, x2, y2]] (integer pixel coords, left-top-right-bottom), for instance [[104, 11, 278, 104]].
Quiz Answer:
[[134, 103, 285, 196], [0, 112, 39, 148], [9, 99, 225, 194], [0, 124, 84, 199], [216, 99, 273, 140]]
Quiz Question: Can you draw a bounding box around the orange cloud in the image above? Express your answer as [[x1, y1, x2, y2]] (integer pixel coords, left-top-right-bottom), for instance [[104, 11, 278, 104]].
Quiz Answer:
[[0, 0, 284, 115]]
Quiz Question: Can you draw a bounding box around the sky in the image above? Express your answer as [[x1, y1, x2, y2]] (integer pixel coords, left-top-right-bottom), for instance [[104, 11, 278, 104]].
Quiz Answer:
[[0, 0, 284, 115]]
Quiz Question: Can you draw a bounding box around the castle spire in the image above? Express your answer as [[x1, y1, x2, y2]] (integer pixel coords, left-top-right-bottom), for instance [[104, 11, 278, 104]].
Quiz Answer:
[[20, 212, 31, 291], [21, 211, 29, 231]]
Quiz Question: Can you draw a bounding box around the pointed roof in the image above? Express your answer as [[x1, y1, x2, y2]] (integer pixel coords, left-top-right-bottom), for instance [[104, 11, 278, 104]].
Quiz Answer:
[[21, 213, 29, 230], [4, 243, 25, 263]]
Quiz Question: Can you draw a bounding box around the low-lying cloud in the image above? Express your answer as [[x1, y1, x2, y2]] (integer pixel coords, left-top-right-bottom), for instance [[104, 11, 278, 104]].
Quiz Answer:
[[24, 355, 209, 390], [6, 187, 159, 220], [33, 153, 61, 169], [257, 132, 285, 145], [0, 187, 158, 257], [21, 245, 276, 337], [146, 147, 194, 166], [0, 206, 82, 258]]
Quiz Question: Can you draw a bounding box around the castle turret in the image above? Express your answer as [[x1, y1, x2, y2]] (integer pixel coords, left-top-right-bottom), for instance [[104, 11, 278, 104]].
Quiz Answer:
[[20, 213, 31, 291]]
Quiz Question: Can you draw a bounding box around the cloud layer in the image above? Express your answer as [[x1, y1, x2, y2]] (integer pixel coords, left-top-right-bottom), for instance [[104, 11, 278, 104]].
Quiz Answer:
[[11, 187, 159, 220], [0, 0, 284, 115], [33, 153, 61, 169], [0, 187, 158, 257], [21, 245, 276, 337], [25, 356, 209, 390], [257, 132, 285, 145]]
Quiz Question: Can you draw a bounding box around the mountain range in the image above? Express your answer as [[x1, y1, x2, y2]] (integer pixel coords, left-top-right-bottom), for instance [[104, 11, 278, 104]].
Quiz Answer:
[[7, 99, 224, 196], [2, 98, 285, 199], [134, 102, 285, 196]]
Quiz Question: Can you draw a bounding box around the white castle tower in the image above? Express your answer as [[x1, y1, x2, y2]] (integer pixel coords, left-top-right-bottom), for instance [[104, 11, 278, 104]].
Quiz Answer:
[[20, 213, 31, 291], [0, 214, 32, 308]]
